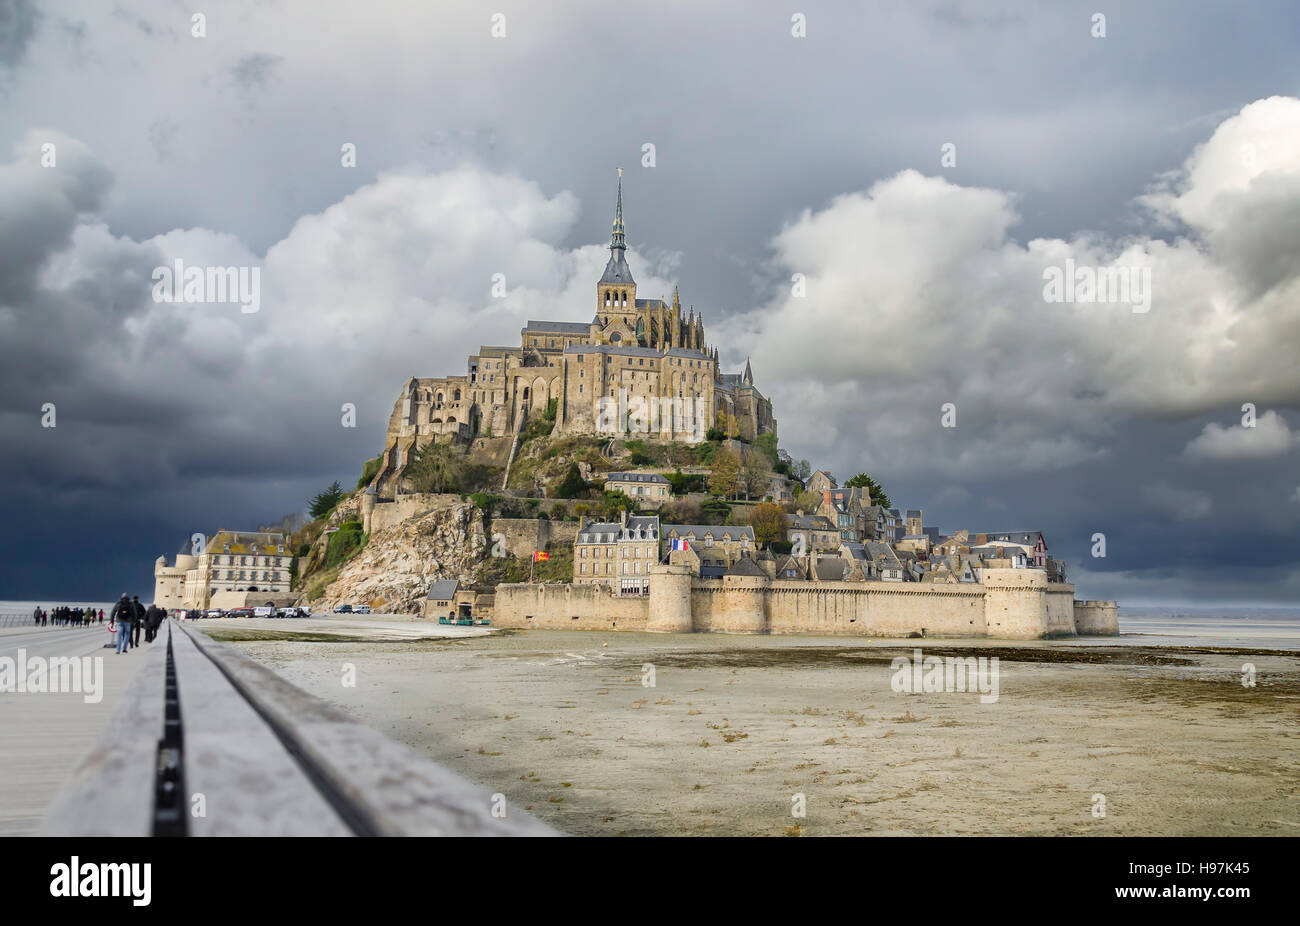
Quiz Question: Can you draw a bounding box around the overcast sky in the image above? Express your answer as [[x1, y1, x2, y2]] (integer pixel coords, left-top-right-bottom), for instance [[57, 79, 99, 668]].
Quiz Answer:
[[1, 0, 1297, 606]]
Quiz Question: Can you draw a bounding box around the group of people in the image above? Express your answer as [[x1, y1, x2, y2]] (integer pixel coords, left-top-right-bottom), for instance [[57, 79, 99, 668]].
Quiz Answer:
[[108, 594, 169, 654], [31, 605, 103, 627]]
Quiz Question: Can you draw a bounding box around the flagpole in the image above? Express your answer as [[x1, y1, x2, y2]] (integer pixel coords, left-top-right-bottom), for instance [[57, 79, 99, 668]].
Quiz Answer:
[[530, 552, 535, 583]]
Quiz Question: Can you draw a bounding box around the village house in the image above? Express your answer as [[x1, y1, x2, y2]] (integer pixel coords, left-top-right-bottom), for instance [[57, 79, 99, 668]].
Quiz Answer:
[[603, 471, 672, 508], [975, 531, 1048, 567], [806, 470, 837, 495], [661, 523, 756, 578], [154, 529, 293, 610], [574, 512, 660, 595], [787, 511, 840, 553]]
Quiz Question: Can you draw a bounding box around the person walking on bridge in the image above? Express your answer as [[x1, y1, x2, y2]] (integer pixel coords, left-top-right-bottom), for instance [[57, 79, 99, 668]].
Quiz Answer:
[[110, 594, 133, 654], [130, 596, 144, 648]]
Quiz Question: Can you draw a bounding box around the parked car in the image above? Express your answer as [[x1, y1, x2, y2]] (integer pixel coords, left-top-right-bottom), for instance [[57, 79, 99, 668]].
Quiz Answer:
[[227, 607, 254, 619], [333, 604, 352, 613], [205, 609, 222, 619], [353, 604, 371, 614]]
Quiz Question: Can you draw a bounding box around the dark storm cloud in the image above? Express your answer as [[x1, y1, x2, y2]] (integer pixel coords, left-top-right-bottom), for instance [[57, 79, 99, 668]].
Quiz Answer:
[[0, 0, 1297, 604], [0, 0, 38, 68]]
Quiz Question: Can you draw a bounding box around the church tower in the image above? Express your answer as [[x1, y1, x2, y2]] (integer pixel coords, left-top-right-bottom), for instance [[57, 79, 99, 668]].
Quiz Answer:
[[597, 170, 637, 321]]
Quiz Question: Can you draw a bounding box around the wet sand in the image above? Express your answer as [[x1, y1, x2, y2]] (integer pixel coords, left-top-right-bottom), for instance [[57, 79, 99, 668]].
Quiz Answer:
[[201, 627, 1300, 836]]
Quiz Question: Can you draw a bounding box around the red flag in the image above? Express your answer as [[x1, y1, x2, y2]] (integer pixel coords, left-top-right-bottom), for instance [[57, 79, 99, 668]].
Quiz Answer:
[[533, 551, 550, 562]]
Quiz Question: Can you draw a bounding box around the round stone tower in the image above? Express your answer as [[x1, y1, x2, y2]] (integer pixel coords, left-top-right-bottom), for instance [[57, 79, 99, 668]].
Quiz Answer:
[[360, 485, 378, 534], [647, 564, 693, 632]]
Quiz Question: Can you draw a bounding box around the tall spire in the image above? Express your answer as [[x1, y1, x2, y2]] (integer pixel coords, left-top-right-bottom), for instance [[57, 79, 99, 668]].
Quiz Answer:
[[599, 168, 635, 286], [610, 166, 626, 252]]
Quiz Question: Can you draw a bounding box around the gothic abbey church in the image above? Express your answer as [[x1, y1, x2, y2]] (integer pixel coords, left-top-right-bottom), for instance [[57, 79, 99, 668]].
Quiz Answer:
[[372, 175, 775, 494]]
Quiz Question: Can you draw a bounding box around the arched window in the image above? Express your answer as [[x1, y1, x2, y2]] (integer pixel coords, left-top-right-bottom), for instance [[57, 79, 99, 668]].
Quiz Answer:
[[453, 389, 461, 401]]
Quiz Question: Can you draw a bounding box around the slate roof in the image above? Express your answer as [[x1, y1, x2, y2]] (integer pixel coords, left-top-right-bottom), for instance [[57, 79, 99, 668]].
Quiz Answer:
[[577, 515, 660, 544], [774, 555, 807, 579], [426, 579, 460, 601], [605, 471, 670, 485], [980, 531, 1045, 546], [789, 514, 835, 531], [599, 249, 636, 285], [726, 556, 767, 578], [205, 531, 289, 556], [814, 556, 849, 581], [662, 524, 754, 542], [863, 542, 902, 570], [840, 542, 869, 560], [523, 320, 590, 335]]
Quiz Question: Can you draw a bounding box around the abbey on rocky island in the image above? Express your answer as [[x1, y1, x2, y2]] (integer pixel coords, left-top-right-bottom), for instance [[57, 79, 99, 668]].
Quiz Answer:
[[373, 173, 775, 495]]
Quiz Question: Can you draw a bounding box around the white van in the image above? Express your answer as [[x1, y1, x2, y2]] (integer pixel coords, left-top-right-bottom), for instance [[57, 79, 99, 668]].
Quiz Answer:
[[252, 606, 275, 618]]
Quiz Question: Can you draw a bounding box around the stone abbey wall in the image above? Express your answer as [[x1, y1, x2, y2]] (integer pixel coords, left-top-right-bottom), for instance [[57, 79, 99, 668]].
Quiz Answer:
[[493, 566, 1118, 639], [490, 518, 580, 559], [363, 492, 464, 534]]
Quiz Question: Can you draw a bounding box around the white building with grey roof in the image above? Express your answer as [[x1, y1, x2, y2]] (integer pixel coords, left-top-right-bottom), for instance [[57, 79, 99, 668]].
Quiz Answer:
[[574, 512, 660, 596]]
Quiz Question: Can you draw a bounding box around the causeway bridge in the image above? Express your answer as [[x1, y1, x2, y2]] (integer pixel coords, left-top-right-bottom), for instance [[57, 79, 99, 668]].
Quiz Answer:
[[32, 620, 554, 837]]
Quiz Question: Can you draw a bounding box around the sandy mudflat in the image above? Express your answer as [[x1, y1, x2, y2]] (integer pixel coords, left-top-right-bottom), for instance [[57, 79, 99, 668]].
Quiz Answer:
[[206, 627, 1300, 836]]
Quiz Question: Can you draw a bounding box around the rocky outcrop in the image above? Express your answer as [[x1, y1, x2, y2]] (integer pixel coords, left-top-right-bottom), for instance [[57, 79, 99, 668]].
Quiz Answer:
[[306, 502, 490, 614]]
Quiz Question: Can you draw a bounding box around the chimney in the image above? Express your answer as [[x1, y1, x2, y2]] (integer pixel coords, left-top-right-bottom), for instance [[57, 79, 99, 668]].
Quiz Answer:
[[620, 509, 628, 530]]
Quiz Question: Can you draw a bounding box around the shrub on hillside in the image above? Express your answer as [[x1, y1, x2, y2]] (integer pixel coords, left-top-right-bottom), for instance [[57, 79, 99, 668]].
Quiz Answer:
[[356, 456, 383, 490]]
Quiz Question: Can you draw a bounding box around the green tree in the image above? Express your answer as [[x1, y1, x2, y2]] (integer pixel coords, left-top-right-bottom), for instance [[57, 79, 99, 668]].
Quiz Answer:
[[741, 450, 772, 499], [844, 472, 891, 509], [748, 502, 788, 547], [753, 431, 779, 465], [404, 442, 466, 494], [794, 459, 812, 482], [708, 448, 742, 498], [553, 463, 588, 499], [601, 489, 637, 520], [309, 481, 345, 520], [356, 456, 383, 490]]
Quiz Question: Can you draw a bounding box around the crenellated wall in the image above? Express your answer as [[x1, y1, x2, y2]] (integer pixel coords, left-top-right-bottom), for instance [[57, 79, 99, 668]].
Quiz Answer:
[[493, 570, 1117, 639], [493, 581, 649, 631]]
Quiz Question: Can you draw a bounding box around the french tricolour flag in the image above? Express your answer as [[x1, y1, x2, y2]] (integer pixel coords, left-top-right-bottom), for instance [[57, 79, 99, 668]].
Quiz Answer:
[[670, 539, 689, 551]]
